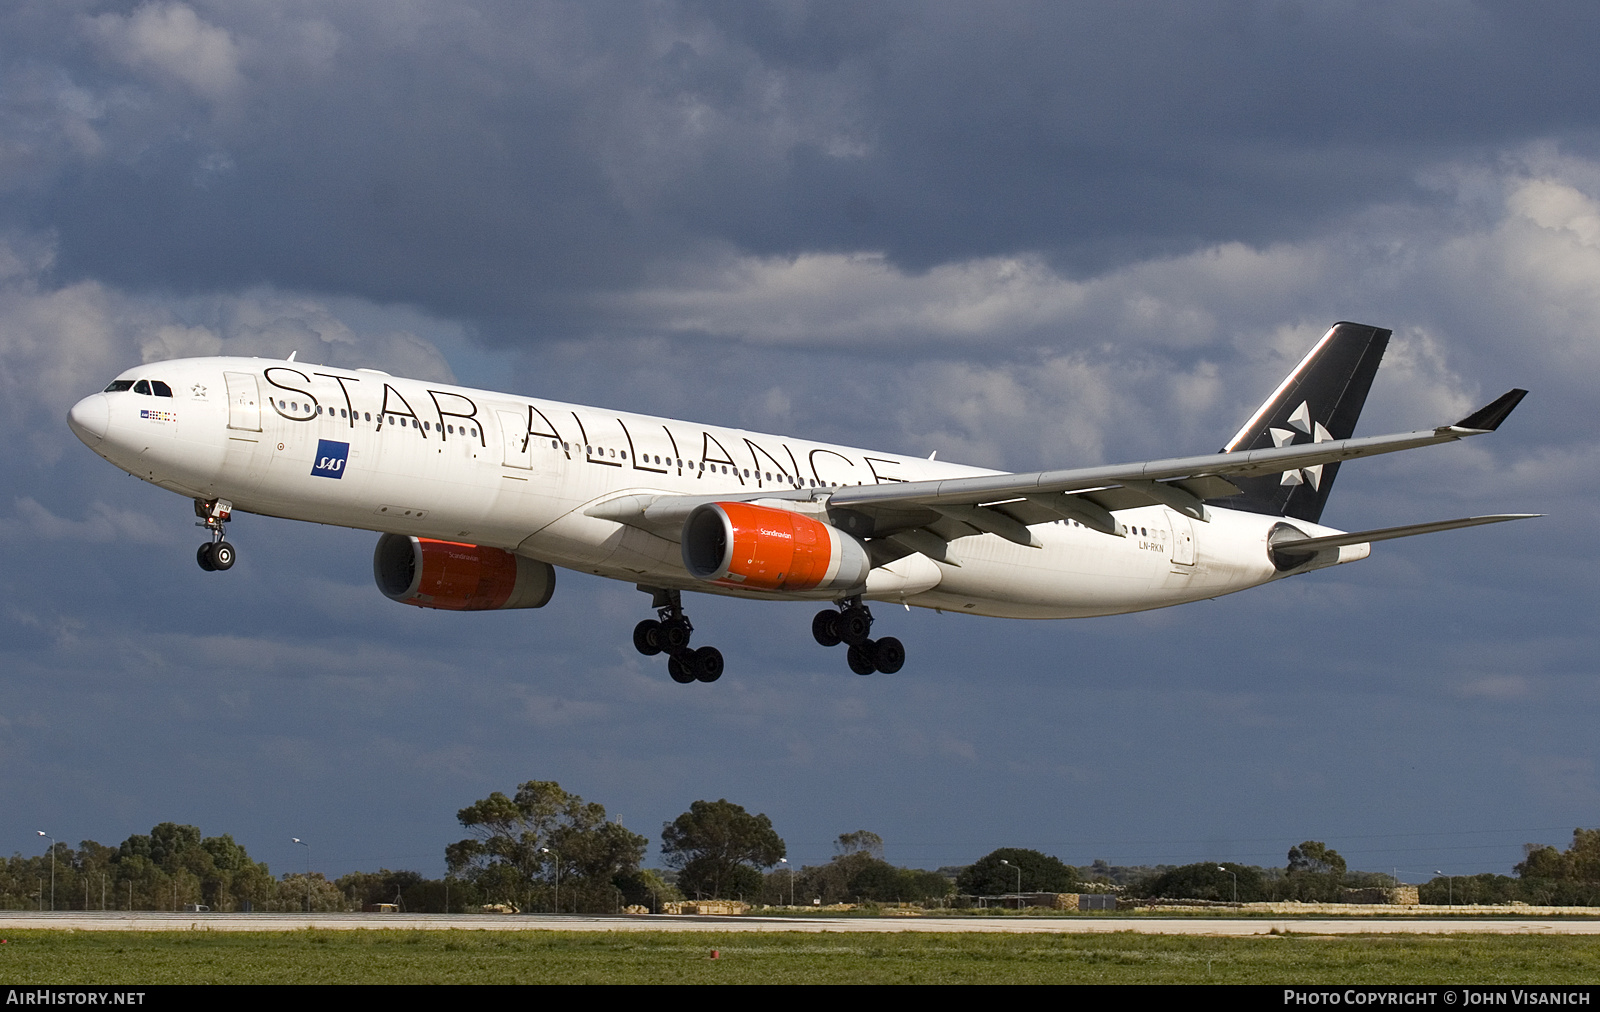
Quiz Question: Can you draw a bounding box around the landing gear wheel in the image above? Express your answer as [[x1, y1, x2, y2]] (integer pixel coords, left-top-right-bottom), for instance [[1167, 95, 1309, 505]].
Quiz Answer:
[[812, 609, 842, 647], [847, 641, 877, 675], [196, 543, 217, 572], [667, 652, 696, 684], [210, 541, 235, 571], [633, 619, 664, 656], [692, 646, 724, 683], [661, 619, 693, 652], [840, 607, 873, 646], [641, 588, 710, 684], [872, 636, 905, 674]]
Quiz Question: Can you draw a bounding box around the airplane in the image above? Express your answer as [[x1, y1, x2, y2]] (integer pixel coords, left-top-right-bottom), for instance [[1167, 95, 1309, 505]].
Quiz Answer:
[[66, 321, 1534, 684]]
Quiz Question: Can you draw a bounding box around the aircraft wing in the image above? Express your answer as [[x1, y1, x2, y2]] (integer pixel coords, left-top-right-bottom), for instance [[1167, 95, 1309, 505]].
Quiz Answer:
[[820, 389, 1528, 545], [587, 389, 1527, 554]]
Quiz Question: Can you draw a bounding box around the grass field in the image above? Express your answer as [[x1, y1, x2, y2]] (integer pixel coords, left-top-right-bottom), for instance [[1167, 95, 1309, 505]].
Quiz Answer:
[[2, 929, 1598, 984]]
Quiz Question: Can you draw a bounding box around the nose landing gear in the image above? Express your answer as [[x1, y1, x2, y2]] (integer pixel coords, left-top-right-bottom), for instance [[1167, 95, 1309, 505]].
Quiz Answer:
[[635, 587, 723, 683], [813, 598, 904, 675], [194, 498, 236, 572]]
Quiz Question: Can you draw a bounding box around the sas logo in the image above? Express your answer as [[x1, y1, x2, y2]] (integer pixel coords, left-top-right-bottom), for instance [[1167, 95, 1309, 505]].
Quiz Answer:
[[311, 439, 350, 479]]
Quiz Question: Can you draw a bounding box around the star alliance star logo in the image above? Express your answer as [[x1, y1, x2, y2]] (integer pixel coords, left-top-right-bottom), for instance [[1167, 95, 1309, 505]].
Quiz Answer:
[[191, 383, 208, 399], [1271, 400, 1332, 490]]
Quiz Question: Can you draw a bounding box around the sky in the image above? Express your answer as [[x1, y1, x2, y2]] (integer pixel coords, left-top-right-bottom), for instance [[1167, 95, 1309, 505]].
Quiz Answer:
[[3, 1, 1598, 885]]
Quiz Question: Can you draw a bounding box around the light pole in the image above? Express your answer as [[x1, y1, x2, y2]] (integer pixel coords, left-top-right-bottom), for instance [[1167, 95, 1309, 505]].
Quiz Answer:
[[293, 838, 311, 912], [780, 858, 794, 906], [999, 859, 1023, 906], [1217, 866, 1238, 904], [541, 847, 561, 913], [36, 832, 54, 912], [1435, 870, 1452, 907]]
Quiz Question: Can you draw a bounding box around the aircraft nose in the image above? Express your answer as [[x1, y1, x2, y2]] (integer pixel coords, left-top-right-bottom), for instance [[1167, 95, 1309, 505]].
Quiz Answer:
[[68, 393, 110, 446]]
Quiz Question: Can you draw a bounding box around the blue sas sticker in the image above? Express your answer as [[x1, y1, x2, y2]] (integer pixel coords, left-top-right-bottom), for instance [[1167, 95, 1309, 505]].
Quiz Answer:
[[311, 439, 350, 479]]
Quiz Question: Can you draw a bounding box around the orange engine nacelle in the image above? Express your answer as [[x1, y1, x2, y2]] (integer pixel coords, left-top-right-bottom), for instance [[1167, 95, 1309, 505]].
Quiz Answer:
[[682, 502, 871, 594], [373, 534, 555, 610]]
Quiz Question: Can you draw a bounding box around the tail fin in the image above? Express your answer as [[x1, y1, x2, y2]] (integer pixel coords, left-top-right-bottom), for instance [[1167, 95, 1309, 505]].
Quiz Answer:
[[1219, 322, 1391, 524]]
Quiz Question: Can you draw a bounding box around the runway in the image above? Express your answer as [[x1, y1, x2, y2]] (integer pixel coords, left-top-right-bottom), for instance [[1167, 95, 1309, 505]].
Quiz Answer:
[[4, 911, 1599, 935]]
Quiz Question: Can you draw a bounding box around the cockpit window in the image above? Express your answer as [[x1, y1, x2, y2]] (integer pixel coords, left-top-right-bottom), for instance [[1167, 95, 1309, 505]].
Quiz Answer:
[[104, 380, 134, 393], [151, 380, 173, 397], [133, 380, 152, 395]]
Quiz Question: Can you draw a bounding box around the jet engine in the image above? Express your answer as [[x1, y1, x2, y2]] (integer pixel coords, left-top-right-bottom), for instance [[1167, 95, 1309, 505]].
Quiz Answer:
[[373, 533, 555, 610], [682, 502, 871, 594]]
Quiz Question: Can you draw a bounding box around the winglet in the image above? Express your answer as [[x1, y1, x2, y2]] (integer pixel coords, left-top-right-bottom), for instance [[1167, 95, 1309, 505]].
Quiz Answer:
[[1452, 389, 1527, 433]]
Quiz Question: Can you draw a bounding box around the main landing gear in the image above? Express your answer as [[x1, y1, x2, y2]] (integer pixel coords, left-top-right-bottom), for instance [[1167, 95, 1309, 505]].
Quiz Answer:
[[193, 498, 236, 572], [634, 588, 724, 684], [812, 598, 904, 675]]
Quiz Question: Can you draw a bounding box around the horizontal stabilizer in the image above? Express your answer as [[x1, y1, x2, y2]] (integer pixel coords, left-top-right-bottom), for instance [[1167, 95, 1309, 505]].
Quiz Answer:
[[1271, 514, 1540, 557]]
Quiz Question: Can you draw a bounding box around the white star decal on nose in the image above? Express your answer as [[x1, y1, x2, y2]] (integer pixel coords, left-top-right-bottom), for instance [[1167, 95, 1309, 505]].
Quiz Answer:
[[1272, 401, 1333, 490]]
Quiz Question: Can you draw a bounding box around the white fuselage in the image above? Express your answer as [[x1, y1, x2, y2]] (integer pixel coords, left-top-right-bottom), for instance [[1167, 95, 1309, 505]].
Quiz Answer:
[[68, 357, 1367, 619]]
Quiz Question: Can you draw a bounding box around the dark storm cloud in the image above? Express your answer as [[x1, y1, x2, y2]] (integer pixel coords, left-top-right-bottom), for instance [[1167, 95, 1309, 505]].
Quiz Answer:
[[8, 2, 1600, 341]]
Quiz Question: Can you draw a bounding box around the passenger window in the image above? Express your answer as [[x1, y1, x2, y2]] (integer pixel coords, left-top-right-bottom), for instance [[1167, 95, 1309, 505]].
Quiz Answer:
[[104, 380, 134, 393], [151, 381, 173, 397], [133, 380, 152, 395]]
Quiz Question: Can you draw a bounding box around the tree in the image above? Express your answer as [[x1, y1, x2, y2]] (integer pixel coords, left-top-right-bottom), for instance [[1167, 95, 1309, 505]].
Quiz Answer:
[[1514, 829, 1600, 899], [1287, 841, 1346, 877], [447, 780, 646, 913], [1285, 841, 1348, 902], [338, 868, 424, 909], [1419, 872, 1524, 906], [614, 869, 682, 911], [1567, 829, 1600, 882], [957, 848, 1077, 896], [1516, 843, 1569, 881], [661, 799, 785, 900], [777, 831, 953, 906], [102, 823, 273, 911], [276, 872, 346, 912], [836, 830, 884, 859], [1140, 862, 1265, 903]]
